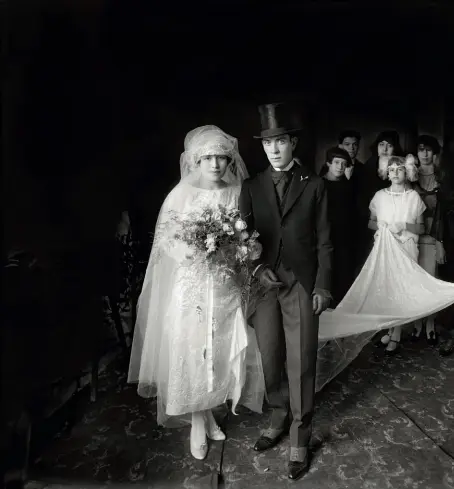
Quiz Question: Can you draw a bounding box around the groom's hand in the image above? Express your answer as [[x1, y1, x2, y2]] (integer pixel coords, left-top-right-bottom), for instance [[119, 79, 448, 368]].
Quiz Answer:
[[313, 293, 330, 315], [257, 267, 284, 289]]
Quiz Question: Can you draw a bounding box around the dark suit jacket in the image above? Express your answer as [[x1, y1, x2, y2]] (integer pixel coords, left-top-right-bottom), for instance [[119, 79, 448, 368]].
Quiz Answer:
[[239, 163, 333, 297]]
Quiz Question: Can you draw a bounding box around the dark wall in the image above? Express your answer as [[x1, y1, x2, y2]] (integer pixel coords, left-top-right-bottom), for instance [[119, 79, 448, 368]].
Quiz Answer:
[[3, 1, 145, 414], [5, 1, 454, 257], [152, 96, 316, 179], [6, 1, 454, 251]]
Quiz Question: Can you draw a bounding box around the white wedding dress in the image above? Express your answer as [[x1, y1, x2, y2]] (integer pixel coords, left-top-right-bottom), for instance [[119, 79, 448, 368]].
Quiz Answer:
[[128, 181, 265, 427], [315, 188, 454, 391], [130, 178, 454, 419]]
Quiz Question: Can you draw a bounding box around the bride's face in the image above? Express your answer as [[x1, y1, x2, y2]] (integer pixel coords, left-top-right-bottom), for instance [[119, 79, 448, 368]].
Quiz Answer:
[[198, 154, 229, 182]]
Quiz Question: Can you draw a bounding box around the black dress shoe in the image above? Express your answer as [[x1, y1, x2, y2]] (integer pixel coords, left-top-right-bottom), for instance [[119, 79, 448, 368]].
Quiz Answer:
[[253, 431, 285, 452], [288, 457, 310, 481]]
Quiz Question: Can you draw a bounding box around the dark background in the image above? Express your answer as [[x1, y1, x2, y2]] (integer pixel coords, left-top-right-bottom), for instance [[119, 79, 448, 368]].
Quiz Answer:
[[5, 0, 454, 257]]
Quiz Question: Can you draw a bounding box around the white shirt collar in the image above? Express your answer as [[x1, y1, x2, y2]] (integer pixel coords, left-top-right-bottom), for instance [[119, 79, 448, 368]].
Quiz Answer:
[[274, 159, 296, 172]]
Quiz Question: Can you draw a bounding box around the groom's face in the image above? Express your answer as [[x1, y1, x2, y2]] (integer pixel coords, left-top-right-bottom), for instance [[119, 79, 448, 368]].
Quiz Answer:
[[262, 134, 297, 169]]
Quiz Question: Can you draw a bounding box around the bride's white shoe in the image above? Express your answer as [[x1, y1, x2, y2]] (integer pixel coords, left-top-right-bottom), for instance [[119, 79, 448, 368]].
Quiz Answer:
[[381, 333, 391, 345], [204, 411, 226, 441], [206, 423, 226, 441], [190, 438, 208, 460], [190, 430, 208, 460], [190, 415, 208, 460]]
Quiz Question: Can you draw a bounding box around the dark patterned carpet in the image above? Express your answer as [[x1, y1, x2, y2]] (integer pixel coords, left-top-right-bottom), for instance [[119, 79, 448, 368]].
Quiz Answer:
[[28, 339, 454, 489]]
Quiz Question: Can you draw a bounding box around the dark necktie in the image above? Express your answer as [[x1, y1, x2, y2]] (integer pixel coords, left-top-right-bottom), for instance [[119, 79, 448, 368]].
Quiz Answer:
[[271, 168, 294, 203]]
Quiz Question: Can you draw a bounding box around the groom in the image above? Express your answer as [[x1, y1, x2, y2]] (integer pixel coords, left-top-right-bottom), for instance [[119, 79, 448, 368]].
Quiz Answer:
[[239, 102, 332, 481]]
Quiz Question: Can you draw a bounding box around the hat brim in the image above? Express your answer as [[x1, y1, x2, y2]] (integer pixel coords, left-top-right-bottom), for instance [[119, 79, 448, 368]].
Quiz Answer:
[[253, 127, 302, 139], [417, 137, 442, 154]]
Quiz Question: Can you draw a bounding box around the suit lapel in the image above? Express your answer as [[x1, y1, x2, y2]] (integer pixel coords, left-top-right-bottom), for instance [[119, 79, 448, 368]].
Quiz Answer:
[[282, 164, 310, 218], [262, 167, 281, 222]]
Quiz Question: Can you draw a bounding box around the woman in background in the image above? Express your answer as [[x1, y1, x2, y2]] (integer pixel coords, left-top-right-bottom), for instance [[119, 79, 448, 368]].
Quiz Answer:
[[320, 147, 357, 306], [413, 135, 445, 344]]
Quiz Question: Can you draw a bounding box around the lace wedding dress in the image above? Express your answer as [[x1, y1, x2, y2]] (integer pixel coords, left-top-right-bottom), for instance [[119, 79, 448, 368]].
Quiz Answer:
[[130, 174, 454, 420], [128, 181, 265, 427], [315, 188, 454, 390]]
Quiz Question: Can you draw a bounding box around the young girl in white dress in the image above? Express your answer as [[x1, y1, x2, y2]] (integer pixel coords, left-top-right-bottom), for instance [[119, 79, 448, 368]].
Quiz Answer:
[[315, 151, 454, 385], [368, 155, 426, 354], [128, 126, 264, 460]]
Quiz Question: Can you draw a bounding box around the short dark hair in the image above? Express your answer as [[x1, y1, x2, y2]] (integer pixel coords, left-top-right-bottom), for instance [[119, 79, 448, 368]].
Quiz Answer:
[[338, 130, 361, 144], [371, 130, 403, 155], [326, 146, 352, 166], [417, 135, 442, 155]]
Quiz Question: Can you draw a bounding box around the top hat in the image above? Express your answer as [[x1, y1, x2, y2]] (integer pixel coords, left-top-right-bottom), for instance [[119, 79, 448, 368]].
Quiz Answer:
[[254, 102, 303, 139]]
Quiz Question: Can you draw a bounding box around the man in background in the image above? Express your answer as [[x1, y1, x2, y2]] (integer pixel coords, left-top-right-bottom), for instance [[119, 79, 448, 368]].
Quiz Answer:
[[338, 129, 363, 181]]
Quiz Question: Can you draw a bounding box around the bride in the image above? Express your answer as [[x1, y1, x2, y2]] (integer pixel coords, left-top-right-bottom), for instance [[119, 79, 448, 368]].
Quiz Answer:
[[128, 125, 264, 460]]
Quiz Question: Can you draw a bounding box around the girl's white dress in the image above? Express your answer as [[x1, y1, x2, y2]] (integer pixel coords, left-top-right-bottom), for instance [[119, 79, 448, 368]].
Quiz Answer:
[[316, 188, 454, 390], [128, 182, 265, 426], [369, 188, 425, 260]]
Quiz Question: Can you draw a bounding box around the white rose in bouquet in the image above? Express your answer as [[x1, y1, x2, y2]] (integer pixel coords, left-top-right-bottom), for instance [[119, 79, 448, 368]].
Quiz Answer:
[[234, 219, 247, 231], [205, 233, 217, 253], [240, 230, 249, 241], [236, 245, 249, 260], [222, 223, 235, 235]]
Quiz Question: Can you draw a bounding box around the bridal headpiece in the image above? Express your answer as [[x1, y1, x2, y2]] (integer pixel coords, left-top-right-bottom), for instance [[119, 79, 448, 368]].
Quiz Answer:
[[179, 125, 249, 186]]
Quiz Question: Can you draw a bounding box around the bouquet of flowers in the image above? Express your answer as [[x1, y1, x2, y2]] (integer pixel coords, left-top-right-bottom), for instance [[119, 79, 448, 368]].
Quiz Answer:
[[170, 204, 262, 303]]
